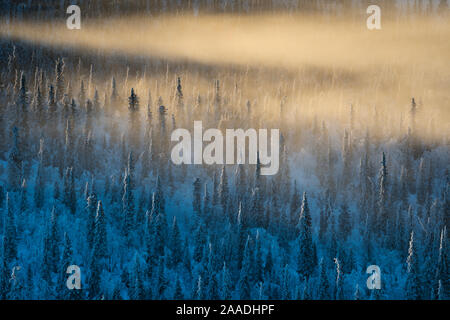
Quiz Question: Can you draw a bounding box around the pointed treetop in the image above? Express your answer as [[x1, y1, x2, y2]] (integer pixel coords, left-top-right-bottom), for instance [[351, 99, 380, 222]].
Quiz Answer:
[[20, 72, 26, 90]]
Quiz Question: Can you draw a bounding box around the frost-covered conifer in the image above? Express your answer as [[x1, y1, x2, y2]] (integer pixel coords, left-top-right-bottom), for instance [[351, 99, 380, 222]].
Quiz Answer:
[[43, 207, 59, 277], [297, 193, 315, 278], [123, 168, 135, 240], [238, 236, 252, 299], [169, 217, 182, 267], [55, 59, 65, 102], [219, 166, 229, 214], [93, 200, 107, 261], [193, 178, 202, 216], [317, 258, 330, 300], [63, 167, 76, 214], [406, 231, 421, 299]]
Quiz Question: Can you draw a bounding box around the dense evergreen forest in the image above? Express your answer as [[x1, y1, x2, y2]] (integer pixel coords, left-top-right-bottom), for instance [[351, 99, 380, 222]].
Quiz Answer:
[[0, 0, 448, 300]]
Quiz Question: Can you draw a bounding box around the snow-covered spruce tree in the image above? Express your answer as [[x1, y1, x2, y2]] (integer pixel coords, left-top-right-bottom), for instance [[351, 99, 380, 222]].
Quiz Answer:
[[93, 200, 107, 262], [43, 207, 60, 282], [193, 219, 207, 263], [253, 231, 264, 284], [203, 183, 211, 222], [206, 263, 220, 299], [235, 164, 247, 204], [317, 258, 330, 300], [88, 202, 107, 300], [169, 216, 182, 267], [280, 264, 292, 299], [409, 98, 423, 159], [254, 151, 262, 190], [18, 179, 28, 226], [264, 245, 274, 277], [319, 198, 330, 242], [110, 77, 119, 106], [55, 58, 65, 103], [93, 89, 100, 113], [6, 46, 17, 84], [406, 231, 421, 299], [140, 135, 153, 178], [176, 76, 184, 110], [238, 236, 252, 299], [327, 144, 337, 201], [342, 129, 352, 189], [33, 154, 45, 209], [277, 138, 291, 199], [131, 257, 145, 300], [212, 170, 219, 207], [122, 168, 135, 243], [290, 181, 301, 230], [421, 229, 437, 299], [86, 193, 97, 250], [128, 88, 140, 150], [157, 104, 168, 155], [434, 227, 448, 300], [127, 152, 135, 190], [33, 86, 46, 130], [47, 84, 57, 120], [64, 119, 75, 169], [296, 192, 316, 278], [154, 174, 166, 214], [437, 280, 445, 300], [145, 209, 157, 274], [193, 274, 203, 300], [69, 97, 77, 120], [88, 259, 101, 299], [235, 202, 249, 267], [221, 262, 233, 300], [334, 258, 344, 300], [250, 187, 263, 228], [193, 178, 202, 217], [63, 167, 76, 214], [151, 192, 167, 259], [9, 267, 27, 300], [278, 208, 291, 249], [377, 152, 389, 235], [155, 257, 168, 299], [219, 165, 229, 217], [66, 80, 73, 101], [214, 79, 221, 120], [82, 131, 94, 172]]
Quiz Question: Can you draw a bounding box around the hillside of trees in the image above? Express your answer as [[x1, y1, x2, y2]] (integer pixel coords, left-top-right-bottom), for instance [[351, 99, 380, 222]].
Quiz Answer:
[[0, 1, 448, 300]]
